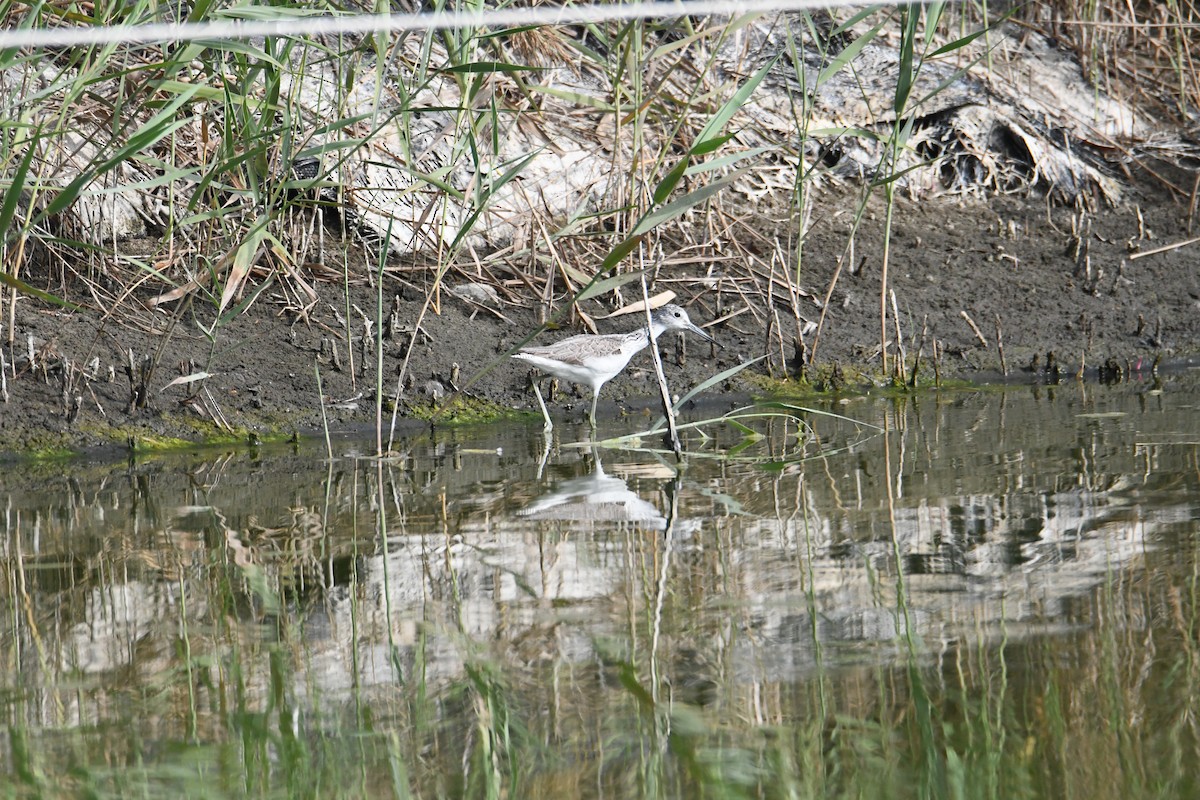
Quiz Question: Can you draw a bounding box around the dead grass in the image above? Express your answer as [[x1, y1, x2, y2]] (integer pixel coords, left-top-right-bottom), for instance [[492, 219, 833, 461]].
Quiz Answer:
[[1018, 0, 1200, 121]]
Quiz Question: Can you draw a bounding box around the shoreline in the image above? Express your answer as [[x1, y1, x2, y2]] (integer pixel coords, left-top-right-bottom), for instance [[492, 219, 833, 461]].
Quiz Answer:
[[2, 186, 1198, 458]]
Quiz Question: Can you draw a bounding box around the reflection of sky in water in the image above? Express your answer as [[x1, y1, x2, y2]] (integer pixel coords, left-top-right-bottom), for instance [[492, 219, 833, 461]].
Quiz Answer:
[[2, 381, 1198, 705]]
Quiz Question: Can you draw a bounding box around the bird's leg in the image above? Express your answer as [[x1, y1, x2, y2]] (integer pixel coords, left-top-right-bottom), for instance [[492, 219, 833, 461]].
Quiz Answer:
[[588, 391, 599, 431], [531, 378, 553, 433]]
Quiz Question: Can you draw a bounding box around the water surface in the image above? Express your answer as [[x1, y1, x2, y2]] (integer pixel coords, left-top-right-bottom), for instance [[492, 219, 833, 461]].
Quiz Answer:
[[2, 378, 1198, 798]]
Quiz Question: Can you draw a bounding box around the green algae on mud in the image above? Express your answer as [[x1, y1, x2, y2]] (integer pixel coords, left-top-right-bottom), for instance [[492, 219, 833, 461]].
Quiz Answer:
[[16, 445, 76, 462], [410, 393, 527, 426], [0, 427, 81, 462], [0, 417, 297, 462]]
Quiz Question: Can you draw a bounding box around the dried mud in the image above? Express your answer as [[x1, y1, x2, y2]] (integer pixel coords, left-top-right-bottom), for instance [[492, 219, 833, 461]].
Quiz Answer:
[[2, 182, 1198, 456]]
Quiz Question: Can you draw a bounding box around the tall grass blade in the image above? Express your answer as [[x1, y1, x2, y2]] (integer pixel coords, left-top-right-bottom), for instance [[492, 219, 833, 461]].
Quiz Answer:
[[527, 85, 616, 111], [817, 17, 886, 88], [754, 401, 883, 429], [598, 233, 644, 275], [652, 157, 689, 205], [0, 272, 80, 310], [39, 84, 201, 221], [631, 172, 739, 236], [684, 145, 771, 176], [829, 5, 884, 37], [194, 38, 285, 67], [689, 131, 736, 157], [89, 165, 199, 195], [575, 268, 650, 302], [447, 148, 542, 251], [440, 61, 540, 74], [605, 50, 781, 273], [218, 219, 270, 317], [928, 18, 1007, 58], [0, 130, 38, 244], [895, 6, 919, 113], [693, 54, 779, 150], [649, 355, 766, 432]]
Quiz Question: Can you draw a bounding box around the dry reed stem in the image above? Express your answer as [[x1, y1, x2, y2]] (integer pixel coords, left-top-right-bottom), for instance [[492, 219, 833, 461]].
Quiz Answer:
[[960, 310, 988, 348], [1129, 233, 1200, 260], [889, 290, 905, 384], [910, 314, 928, 388], [994, 313, 1008, 377]]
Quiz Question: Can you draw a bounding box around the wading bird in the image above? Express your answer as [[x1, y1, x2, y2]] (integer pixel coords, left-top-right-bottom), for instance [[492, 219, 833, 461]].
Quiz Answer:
[[512, 304, 714, 430]]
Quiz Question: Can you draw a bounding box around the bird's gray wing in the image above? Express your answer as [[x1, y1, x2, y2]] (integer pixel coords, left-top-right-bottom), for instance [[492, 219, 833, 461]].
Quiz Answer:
[[516, 333, 627, 366]]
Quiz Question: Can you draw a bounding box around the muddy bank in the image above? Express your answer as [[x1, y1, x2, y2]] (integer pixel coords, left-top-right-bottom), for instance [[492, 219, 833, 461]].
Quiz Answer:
[[2, 182, 1198, 456]]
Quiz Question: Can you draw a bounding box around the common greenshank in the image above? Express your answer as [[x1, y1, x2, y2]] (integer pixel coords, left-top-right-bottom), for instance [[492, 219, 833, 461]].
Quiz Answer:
[[512, 303, 714, 428]]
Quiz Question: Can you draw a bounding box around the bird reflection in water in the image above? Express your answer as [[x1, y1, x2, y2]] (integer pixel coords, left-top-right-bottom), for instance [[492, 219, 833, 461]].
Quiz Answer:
[[518, 445, 670, 530]]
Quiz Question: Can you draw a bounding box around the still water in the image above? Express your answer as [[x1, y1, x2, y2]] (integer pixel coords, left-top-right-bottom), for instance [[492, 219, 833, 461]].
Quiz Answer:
[[1, 378, 1198, 798]]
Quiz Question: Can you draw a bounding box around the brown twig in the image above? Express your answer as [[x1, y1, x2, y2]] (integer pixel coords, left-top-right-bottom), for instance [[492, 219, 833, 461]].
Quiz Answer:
[[1129, 233, 1200, 260], [763, 312, 775, 378], [960, 310, 988, 347], [932, 339, 942, 389], [1189, 171, 1200, 234]]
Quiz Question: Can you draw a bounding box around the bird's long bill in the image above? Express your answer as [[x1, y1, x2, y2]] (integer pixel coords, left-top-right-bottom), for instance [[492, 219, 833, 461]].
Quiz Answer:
[[685, 320, 716, 343]]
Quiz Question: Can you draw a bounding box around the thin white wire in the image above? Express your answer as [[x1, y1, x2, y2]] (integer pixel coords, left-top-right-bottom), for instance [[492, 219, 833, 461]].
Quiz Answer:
[[0, 0, 888, 50]]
